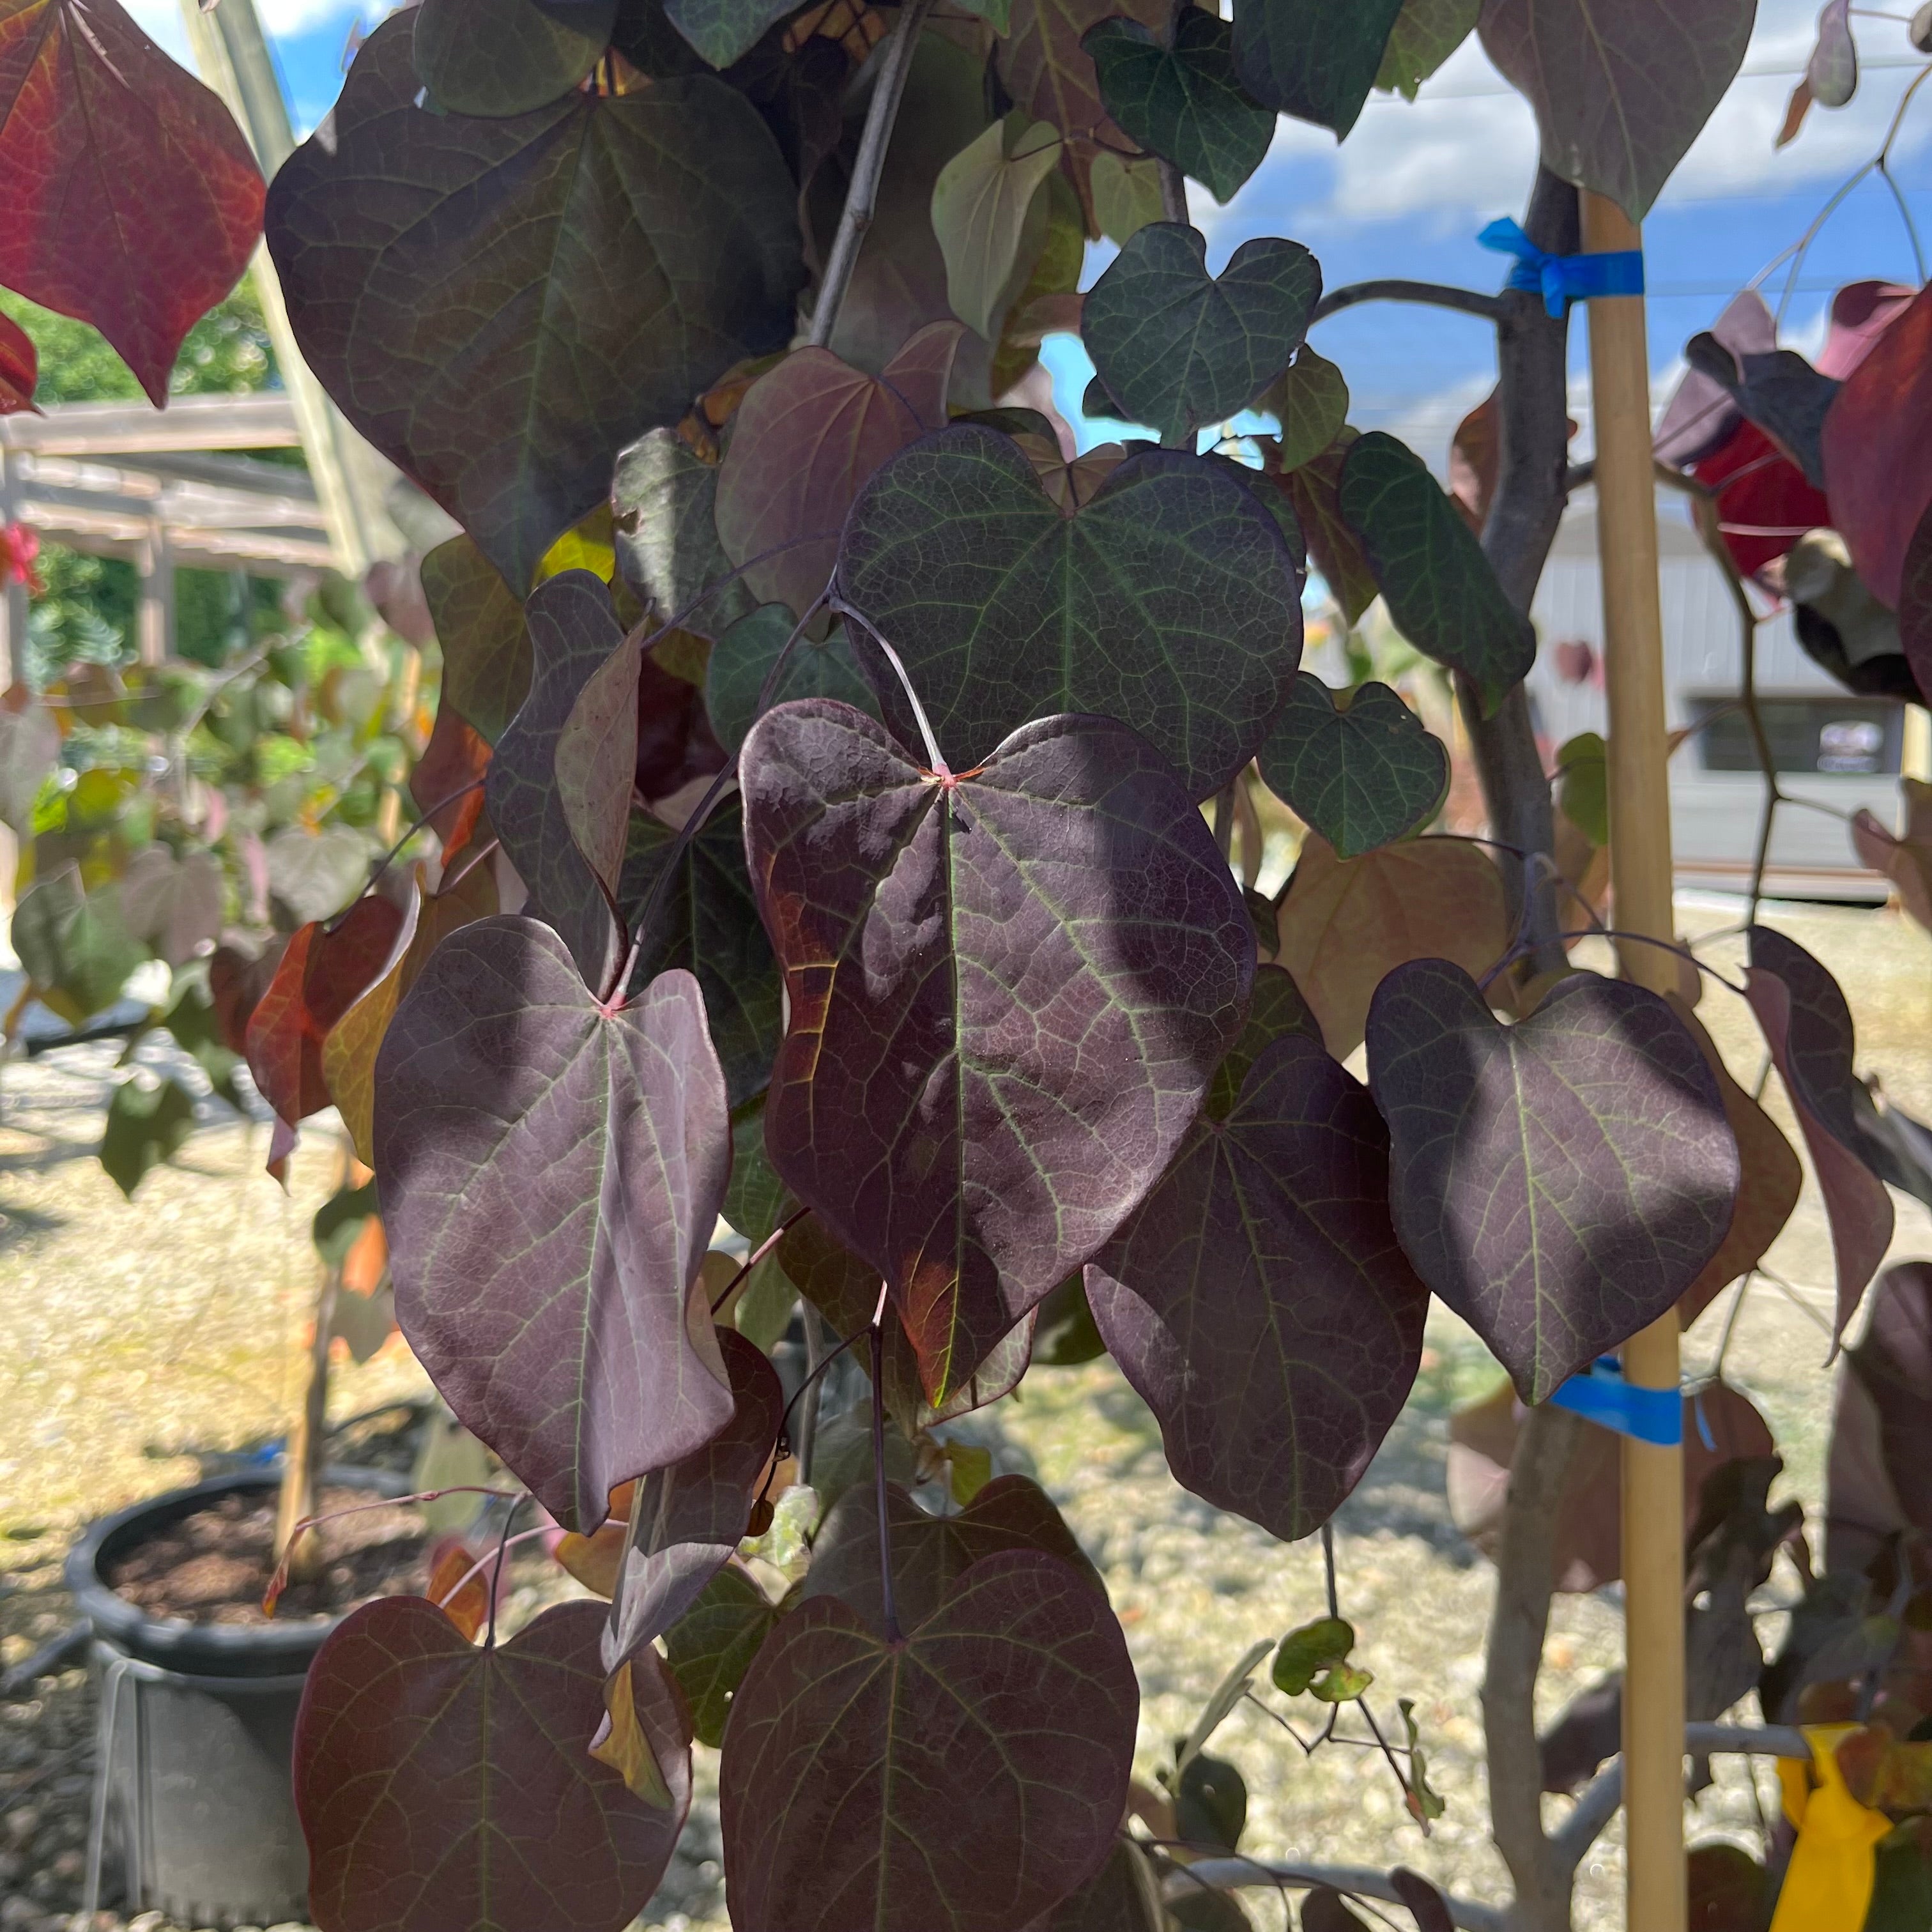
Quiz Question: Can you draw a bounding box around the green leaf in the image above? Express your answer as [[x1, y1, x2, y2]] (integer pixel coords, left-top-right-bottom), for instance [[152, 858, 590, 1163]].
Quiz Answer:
[[724, 1098, 792, 1245], [663, 0, 799, 67], [314, 1177, 381, 1269], [1032, 1272, 1107, 1366], [1173, 1750, 1246, 1853], [1272, 1616, 1355, 1696], [1204, 963, 1321, 1119], [13, 869, 145, 1020], [611, 429, 752, 643], [1232, 0, 1406, 135], [837, 424, 1303, 801], [931, 114, 1065, 342], [1374, 0, 1480, 99], [1397, 1698, 1449, 1822], [1082, 223, 1319, 443], [664, 1565, 781, 1748], [412, 0, 615, 116], [159, 976, 245, 1111], [1276, 430, 1377, 625], [98, 1076, 196, 1200], [703, 604, 879, 755], [1089, 151, 1164, 247], [266, 14, 804, 593], [1257, 674, 1448, 858], [1085, 13, 1275, 206], [1554, 730, 1609, 846], [1337, 431, 1535, 716], [420, 539, 532, 749], [1478, 0, 1756, 222], [1262, 346, 1349, 473], [1309, 1660, 1374, 1703]]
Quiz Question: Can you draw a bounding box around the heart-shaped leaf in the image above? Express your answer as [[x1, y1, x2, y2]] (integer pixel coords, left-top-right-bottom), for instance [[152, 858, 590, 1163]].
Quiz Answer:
[[1082, 225, 1319, 444], [716, 323, 962, 620], [1084, 13, 1273, 205], [0, 684, 57, 831], [1743, 926, 1894, 1340], [1376, 0, 1481, 99], [1264, 348, 1349, 473], [996, 0, 1169, 211], [1271, 429, 1377, 624], [412, 0, 615, 116], [1367, 962, 1739, 1402], [1274, 833, 1508, 1059], [99, 1075, 197, 1200], [1477, 0, 1756, 222], [421, 536, 532, 746], [245, 896, 405, 1130], [776, 1218, 1034, 1433], [1828, 1262, 1932, 1577], [1088, 1034, 1429, 1540], [322, 884, 422, 1167], [931, 117, 1065, 342], [618, 801, 780, 1108], [266, 13, 804, 592], [1231, 0, 1404, 135], [720, 1550, 1138, 1932], [12, 868, 144, 1022], [803, 1476, 1103, 1633], [605, 1328, 783, 1671], [0, 0, 264, 404], [704, 604, 879, 755], [485, 571, 624, 995], [1683, 335, 1837, 493], [741, 701, 1254, 1400], [836, 424, 1302, 801], [664, 1564, 782, 1747], [1023, 1839, 1166, 1931], [1257, 675, 1447, 859], [1338, 431, 1534, 716], [374, 918, 734, 1531], [557, 625, 647, 901], [295, 1597, 690, 1932], [1821, 282, 1932, 610], [611, 428, 751, 641], [657, 0, 797, 68], [119, 846, 224, 969]]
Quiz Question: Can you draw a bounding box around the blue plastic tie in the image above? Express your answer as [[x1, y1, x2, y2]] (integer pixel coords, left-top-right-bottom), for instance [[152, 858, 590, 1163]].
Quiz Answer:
[[1547, 1358, 1682, 1446], [1478, 217, 1645, 319]]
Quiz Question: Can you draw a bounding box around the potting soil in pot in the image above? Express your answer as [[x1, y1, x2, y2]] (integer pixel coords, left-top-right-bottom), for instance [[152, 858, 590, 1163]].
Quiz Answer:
[[104, 1487, 431, 1625]]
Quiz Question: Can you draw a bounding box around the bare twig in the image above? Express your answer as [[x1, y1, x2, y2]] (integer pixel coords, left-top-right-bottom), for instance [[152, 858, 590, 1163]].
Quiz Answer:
[[806, 0, 939, 349], [1311, 280, 1506, 326], [1163, 1861, 1506, 1932]]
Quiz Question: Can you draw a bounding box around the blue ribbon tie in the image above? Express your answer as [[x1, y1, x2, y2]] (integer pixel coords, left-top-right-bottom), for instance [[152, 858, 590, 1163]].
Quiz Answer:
[[1478, 217, 1645, 319], [1547, 1358, 1682, 1446]]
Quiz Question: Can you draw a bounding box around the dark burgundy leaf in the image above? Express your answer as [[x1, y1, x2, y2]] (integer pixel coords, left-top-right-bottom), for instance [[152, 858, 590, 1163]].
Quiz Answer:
[[558, 623, 645, 899], [802, 1476, 1104, 1634], [1087, 1034, 1429, 1540], [836, 424, 1303, 802], [484, 571, 625, 994], [1390, 1869, 1453, 1932], [1828, 1263, 1932, 1579], [1682, 334, 1837, 491], [265, 12, 804, 591], [295, 1597, 689, 1932], [420, 535, 532, 746], [1853, 1078, 1932, 1213], [374, 917, 734, 1531], [632, 644, 727, 806], [1301, 1890, 1371, 1932], [243, 898, 404, 1130], [604, 1328, 783, 1672], [1686, 1843, 1770, 1932], [1897, 500, 1932, 708], [0, 0, 264, 404], [720, 1551, 1138, 1932], [1744, 926, 1893, 1339], [209, 937, 285, 1056], [1022, 1839, 1165, 1931], [1204, 963, 1322, 1119], [1366, 962, 1738, 1402], [1656, 291, 1775, 469], [0, 309, 35, 414], [740, 700, 1253, 1401]]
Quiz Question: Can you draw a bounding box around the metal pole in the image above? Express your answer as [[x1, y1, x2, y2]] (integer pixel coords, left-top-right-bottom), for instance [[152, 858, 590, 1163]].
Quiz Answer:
[[175, 0, 403, 577], [1583, 188, 1686, 1932]]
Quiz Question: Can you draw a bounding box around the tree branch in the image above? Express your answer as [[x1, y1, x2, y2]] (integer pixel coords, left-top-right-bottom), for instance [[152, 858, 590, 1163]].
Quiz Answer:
[[1552, 1724, 1809, 1871], [1163, 1860, 1507, 1932], [804, 0, 937, 349], [1311, 280, 1506, 326], [1482, 1400, 1583, 1932]]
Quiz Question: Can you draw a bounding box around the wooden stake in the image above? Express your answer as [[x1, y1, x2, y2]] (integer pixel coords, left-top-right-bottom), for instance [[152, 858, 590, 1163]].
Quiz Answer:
[[1583, 189, 1686, 1932]]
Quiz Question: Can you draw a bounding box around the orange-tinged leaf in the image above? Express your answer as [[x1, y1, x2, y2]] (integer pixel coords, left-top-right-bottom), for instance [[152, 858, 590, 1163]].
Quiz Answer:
[[1852, 780, 1932, 936], [321, 882, 420, 1165], [557, 1519, 627, 1599], [591, 1660, 675, 1807], [341, 1213, 389, 1298], [425, 1537, 488, 1641], [1275, 833, 1510, 1060], [0, 0, 264, 404]]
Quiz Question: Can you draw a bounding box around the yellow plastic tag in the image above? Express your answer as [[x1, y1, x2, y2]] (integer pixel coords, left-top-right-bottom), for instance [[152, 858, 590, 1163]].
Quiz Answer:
[[1770, 1724, 1893, 1932]]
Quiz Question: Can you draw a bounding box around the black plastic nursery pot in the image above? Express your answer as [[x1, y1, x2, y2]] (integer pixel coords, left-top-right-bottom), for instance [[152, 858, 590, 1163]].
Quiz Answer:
[[65, 1466, 405, 1928]]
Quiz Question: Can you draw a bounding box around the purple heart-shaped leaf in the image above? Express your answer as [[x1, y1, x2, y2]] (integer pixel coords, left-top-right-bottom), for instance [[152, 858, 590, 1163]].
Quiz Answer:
[[740, 699, 1253, 1402], [1088, 1032, 1430, 1540], [374, 916, 734, 1530], [1366, 962, 1738, 1402]]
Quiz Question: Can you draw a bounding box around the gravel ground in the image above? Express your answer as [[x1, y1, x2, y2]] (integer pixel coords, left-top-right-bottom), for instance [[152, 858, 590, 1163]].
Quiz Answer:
[[0, 897, 1926, 1932]]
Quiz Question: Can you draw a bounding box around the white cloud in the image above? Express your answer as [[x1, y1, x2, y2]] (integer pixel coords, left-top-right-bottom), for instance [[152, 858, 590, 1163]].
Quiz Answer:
[[126, 0, 358, 63]]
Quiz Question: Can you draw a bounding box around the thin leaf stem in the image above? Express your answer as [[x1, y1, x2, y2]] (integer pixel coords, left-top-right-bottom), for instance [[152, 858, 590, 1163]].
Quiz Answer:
[[322, 777, 485, 933], [836, 601, 948, 772], [1310, 280, 1505, 326], [806, 0, 939, 349], [710, 1205, 814, 1315], [434, 1527, 549, 1618], [484, 1493, 526, 1650]]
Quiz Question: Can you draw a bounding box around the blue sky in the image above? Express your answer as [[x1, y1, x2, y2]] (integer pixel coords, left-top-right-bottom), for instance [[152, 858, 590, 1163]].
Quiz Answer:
[[134, 0, 1931, 472]]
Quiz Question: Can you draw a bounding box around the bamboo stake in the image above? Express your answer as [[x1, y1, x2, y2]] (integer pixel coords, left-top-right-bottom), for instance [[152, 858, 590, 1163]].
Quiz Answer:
[[1582, 190, 1685, 1932]]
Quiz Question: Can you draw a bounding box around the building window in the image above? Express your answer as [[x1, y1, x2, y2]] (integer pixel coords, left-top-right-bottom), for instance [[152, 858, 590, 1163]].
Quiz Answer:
[[1690, 696, 1903, 776]]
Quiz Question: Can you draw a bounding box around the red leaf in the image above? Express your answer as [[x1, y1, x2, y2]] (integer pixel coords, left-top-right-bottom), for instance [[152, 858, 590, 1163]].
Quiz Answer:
[[208, 935, 285, 1055], [0, 309, 36, 414], [1818, 279, 1916, 380], [295, 1597, 690, 1932], [1689, 419, 1830, 580], [1897, 501, 1932, 707], [1821, 279, 1932, 607], [408, 698, 490, 848], [720, 1551, 1138, 1932], [243, 896, 404, 1128], [0, 0, 264, 404]]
